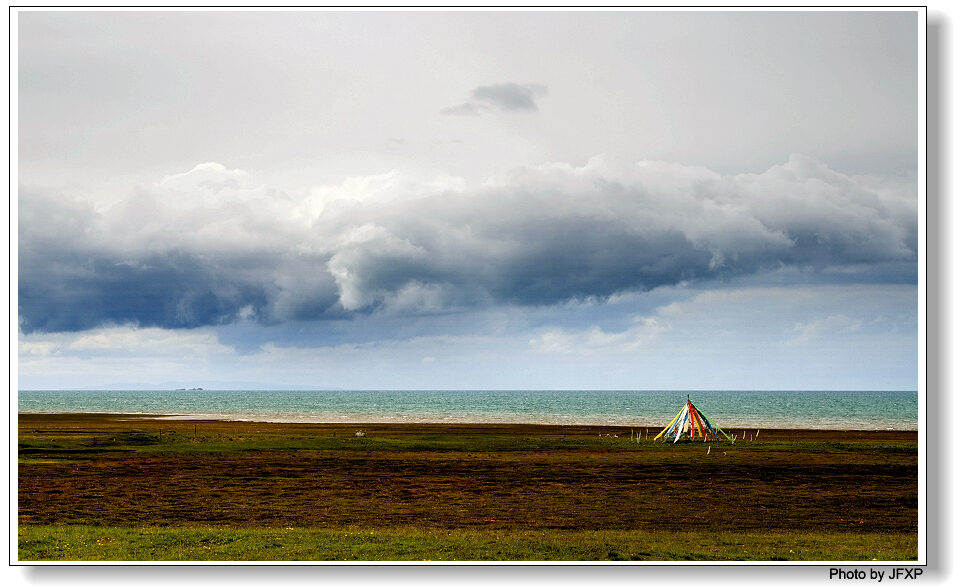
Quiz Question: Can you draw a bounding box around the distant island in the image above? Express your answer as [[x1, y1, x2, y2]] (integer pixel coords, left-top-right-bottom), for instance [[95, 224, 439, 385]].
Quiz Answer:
[[174, 388, 204, 391]]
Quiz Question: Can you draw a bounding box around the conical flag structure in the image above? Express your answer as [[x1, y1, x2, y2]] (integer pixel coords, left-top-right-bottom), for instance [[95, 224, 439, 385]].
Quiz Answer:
[[653, 395, 734, 443]]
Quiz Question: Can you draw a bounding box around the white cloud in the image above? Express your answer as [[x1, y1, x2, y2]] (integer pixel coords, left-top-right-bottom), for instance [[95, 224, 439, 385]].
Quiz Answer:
[[158, 162, 248, 190], [788, 314, 864, 345], [17, 326, 239, 388], [303, 170, 465, 215], [327, 224, 432, 312], [21, 325, 231, 357], [530, 317, 669, 355]]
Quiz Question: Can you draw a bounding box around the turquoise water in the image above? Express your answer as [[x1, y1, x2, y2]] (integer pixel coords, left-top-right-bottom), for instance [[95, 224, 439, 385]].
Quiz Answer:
[[17, 389, 917, 430]]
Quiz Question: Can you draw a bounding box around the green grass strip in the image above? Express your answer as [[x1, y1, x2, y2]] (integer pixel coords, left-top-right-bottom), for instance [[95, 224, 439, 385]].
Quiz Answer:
[[19, 525, 917, 562]]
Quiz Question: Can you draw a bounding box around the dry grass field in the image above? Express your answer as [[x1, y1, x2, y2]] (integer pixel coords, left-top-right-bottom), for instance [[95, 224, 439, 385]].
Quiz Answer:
[[17, 414, 917, 560]]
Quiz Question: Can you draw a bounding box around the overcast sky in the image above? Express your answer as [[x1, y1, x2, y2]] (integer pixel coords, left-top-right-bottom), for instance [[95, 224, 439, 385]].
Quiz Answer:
[[16, 9, 921, 390]]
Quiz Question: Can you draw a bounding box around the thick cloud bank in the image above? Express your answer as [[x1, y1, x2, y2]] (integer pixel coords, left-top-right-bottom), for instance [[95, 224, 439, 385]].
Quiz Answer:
[[18, 156, 917, 333]]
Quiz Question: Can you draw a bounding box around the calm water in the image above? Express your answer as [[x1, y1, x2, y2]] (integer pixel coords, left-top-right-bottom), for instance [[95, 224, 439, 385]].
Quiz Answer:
[[17, 389, 917, 430]]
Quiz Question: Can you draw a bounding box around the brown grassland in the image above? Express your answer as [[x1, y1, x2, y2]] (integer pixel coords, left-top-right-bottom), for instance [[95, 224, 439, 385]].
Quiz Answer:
[[17, 413, 918, 561]]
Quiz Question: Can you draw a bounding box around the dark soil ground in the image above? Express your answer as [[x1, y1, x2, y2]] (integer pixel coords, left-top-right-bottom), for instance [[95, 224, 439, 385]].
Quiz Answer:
[[18, 414, 918, 535]]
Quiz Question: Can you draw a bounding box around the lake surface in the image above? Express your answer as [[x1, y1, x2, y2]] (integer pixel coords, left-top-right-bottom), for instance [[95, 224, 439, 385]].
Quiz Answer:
[[17, 389, 918, 430]]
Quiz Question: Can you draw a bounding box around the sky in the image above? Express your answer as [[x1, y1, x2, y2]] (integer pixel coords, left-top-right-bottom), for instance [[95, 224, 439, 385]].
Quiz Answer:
[[14, 8, 921, 391]]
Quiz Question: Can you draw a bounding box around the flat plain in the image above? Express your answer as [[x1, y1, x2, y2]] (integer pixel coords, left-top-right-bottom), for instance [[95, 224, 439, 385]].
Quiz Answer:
[[17, 413, 918, 561]]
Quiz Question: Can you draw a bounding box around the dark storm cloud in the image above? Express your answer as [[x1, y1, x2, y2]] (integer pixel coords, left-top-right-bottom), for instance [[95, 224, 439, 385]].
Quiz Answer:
[[19, 245, 344, 333], [322, 158, 915, 316], [18, 183, 343, 333], [17, 155, 917, 333], [442, 82, 547, 115], [19, 251, 267, 332], [326, 205, 717, 311]]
